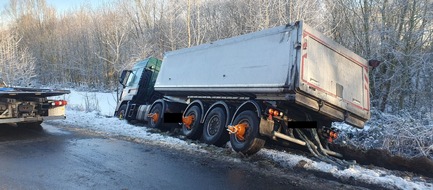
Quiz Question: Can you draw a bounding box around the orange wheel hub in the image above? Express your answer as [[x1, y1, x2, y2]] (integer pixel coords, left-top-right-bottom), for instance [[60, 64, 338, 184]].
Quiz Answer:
[[182, 115, 195, 129], [227, 123, 248, 141], [148, 113, 159, 123]]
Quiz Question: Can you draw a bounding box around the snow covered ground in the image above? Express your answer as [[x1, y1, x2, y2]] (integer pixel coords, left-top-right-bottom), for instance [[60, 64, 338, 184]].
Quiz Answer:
[[56, 89, 118, 116], [49, 90, 433, 190]]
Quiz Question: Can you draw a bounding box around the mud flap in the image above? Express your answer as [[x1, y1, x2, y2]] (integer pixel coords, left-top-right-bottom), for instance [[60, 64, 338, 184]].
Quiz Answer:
[[259, 117, 274, 138]]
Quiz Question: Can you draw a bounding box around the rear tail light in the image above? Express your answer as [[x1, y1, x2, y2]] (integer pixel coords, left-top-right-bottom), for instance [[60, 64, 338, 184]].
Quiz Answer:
[[268, 108, 274, 114], [321, 127, 339, 143], [268, 108, 283, 117], [52, 100, 67, 106]]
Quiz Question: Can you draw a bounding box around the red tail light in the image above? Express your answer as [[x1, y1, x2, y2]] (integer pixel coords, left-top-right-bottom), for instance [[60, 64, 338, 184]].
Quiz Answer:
[[268, 108, 284, 117], [268, 108, 273, 114], [52, 100, 67, 106], [329, 131, 338, 140]]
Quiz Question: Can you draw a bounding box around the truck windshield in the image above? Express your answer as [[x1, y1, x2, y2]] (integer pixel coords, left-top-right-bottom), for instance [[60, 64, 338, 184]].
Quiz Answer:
[[125, 67, 144, 87]]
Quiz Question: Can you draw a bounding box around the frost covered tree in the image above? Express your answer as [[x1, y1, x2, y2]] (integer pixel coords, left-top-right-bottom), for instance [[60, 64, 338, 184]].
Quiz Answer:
[[327, 0, 433, 114], [0, 30, 36, 86]]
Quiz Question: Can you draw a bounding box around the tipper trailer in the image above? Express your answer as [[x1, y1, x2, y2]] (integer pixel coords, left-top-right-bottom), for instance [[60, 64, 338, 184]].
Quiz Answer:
[[115, 21, 373, 158], [0, 85, 69, 127]]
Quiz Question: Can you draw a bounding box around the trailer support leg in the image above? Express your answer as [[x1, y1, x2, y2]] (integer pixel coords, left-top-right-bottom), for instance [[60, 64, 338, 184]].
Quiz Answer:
[[294, 128, 354, 169]]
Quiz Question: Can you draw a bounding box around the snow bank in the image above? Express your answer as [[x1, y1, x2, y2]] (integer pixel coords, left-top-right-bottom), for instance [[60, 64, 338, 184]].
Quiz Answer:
[[334, 109, 433, 159], [56, 110, 205, 153], [259, 149, 431, 189]]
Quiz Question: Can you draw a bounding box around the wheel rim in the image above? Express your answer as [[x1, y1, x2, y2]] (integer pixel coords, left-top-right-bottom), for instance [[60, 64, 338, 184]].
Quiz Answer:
[[234, 119, 250, 143], [184, 113, 195, 131], [150, 113, 159, 126], [207, 115, 220, 136], [118, 110, 125, 119], [150, 108, 160, 127]]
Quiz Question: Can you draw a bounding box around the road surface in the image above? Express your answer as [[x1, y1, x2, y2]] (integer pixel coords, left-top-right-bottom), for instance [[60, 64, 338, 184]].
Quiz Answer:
[[0, 123, 366, 190]]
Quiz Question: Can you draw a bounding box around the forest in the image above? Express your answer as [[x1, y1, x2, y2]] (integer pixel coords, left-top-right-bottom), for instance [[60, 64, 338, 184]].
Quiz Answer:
[[0, 0, 432, 116]]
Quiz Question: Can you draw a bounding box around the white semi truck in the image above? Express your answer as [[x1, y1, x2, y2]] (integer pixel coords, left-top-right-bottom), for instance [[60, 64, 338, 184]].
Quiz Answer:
[[115, 21, 375, 158]]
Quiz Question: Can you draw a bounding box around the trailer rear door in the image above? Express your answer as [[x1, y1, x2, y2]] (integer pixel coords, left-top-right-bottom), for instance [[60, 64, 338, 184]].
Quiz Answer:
[[297, 23, 370, 124]]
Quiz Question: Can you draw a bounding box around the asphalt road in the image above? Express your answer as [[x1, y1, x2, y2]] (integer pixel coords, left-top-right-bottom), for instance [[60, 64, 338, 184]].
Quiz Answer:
[[0, 123, 366, 190]]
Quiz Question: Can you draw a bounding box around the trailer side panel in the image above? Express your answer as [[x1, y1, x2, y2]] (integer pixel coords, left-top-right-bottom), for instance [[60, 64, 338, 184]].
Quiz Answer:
[[155, 26, 297, 95]]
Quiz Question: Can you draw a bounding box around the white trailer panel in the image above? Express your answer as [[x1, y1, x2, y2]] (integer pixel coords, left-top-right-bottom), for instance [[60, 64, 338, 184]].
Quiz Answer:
[[155, 25, 296, 93]]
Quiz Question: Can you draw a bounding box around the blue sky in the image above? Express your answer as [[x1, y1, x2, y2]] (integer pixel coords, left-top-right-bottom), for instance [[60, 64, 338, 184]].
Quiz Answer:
[[0, 0, 115, 13], [45, 0, 115, 12], [0, 0, 115, 27]]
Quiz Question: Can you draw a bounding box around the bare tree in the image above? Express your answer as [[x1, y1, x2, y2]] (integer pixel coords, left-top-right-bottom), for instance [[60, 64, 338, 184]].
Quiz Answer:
[[0, 30, 36, 86]]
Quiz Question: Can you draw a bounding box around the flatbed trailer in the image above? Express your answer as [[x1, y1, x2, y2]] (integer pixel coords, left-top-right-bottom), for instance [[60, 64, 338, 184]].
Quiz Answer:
[[0, 87, 70, 126]]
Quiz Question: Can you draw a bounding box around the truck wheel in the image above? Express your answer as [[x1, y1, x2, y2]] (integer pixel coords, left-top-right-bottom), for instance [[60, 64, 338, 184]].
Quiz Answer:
[[182, 105, 202, 140], [203, 107, 229, 146], [230, 110, 265, 155], [149, 103, 163, 129], [117, 104, 127, 120]]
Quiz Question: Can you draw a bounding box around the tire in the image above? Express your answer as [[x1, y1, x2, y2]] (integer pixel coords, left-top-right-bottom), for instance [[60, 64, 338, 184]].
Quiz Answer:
[[203, 107, 229, 146], [148, 103, 163, 129], [182, 105, 203, 140], [230, 110, 265, 155], [116, 104, 127, 120]]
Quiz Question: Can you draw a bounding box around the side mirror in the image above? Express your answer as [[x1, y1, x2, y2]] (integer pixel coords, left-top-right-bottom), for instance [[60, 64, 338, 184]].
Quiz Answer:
[[119, 70, 132, 87]]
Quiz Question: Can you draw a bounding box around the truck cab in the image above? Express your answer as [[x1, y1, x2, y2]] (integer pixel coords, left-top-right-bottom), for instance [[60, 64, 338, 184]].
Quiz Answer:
[[114, 57, 163, 121]]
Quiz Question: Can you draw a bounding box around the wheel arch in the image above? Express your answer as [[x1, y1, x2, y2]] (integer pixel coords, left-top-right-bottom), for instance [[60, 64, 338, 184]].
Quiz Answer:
[[231, 100, 262, 124], [114, 101, 129, 116], [183, 100, 207, 120], [149, 99, 167, 119], [203, 101, 232, 126]]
